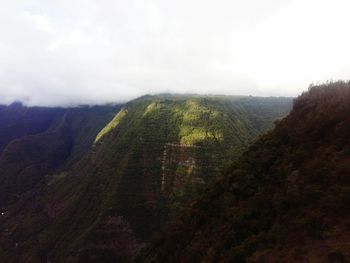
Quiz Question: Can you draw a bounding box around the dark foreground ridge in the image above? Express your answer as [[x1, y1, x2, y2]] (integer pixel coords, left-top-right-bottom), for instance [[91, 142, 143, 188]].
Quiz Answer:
[[135, 82, 350, 263]]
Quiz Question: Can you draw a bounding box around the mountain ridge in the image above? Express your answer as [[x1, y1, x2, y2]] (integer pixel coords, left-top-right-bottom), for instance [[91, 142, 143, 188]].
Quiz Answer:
[[135, 82, 350, 263]]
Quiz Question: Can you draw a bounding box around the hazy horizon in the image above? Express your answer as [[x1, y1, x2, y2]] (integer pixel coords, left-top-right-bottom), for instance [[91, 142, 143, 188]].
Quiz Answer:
[[1, 91, 297, 108], [1, 0, 349, 106]]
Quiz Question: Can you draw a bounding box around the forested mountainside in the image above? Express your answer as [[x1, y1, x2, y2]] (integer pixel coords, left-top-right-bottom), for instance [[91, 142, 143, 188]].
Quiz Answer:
[[136, 82, 350, 263], [0, 95, 292, 263], [0, 103, 120, 206], [0, 102, 64, 154]]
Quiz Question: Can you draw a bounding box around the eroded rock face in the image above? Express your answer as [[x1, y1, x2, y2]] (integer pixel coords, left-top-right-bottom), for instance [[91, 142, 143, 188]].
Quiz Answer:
[[160, 143, 203, 205]]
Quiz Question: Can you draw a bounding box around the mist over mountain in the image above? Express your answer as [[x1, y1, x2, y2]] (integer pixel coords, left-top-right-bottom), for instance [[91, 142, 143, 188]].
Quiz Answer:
[[1, 1, 349, 262], [1, 1, 350, 105]]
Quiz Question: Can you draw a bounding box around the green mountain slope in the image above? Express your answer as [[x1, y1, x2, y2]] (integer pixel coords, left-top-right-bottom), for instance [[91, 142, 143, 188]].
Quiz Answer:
[[0, 95, 292, 263], [135, 82, 350, 263]]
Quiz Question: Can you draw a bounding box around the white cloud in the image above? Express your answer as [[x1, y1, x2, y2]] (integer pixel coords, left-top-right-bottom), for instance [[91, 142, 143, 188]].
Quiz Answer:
[[0, 0, 349, 106], [21, 12, 54, 33], [48, 30, 94, 51]]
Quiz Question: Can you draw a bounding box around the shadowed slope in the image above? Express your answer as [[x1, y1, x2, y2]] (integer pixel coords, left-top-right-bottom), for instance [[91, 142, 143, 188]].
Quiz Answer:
[[0, 103, 64, 154], [0, 104, 120, 206]]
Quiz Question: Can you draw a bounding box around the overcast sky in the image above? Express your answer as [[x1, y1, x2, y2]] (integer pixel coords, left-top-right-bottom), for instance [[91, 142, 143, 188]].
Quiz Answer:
[[0, 0, 349, 106]]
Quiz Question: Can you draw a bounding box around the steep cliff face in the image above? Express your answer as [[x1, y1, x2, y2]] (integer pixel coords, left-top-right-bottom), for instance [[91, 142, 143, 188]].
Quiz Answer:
[[135, 82, 350, 263], [0, 104, 120, 206], [0, 95, 292, 263]]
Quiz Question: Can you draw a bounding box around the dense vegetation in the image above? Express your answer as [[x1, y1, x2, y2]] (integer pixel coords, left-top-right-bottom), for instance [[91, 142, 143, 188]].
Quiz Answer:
[[0, 95, 292, 262], [135, 82, 350, 263], [0, 103, 120, 206]]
